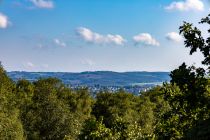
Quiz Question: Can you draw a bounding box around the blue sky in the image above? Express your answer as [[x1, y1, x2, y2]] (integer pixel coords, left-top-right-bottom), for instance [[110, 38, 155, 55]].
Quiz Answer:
[[0, 0, 210, 72]]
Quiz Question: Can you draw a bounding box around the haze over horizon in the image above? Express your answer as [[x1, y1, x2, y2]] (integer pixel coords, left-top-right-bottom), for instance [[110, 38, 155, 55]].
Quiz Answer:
[[0, 0, 210, 72]]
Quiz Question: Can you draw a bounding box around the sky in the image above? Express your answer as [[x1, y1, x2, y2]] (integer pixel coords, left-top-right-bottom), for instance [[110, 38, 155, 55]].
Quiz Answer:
[[0, 0, 210, 72]]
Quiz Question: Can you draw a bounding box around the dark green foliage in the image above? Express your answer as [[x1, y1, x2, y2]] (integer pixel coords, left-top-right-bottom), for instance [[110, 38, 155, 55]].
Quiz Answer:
[[170, 63, 209, 116], [185, 119, 210, 140], [180, 15, 210, 68], [78, 118, 114, 140], [155, 14, 210, 139], [92, 91, 138, 127]]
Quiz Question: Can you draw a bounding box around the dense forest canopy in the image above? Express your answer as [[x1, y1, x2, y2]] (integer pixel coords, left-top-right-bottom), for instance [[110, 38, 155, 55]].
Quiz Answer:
[[0, 14, 210, 140]]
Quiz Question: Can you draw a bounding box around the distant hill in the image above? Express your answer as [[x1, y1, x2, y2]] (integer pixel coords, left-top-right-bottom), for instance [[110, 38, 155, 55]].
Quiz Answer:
[[7, 71, 170, 87]]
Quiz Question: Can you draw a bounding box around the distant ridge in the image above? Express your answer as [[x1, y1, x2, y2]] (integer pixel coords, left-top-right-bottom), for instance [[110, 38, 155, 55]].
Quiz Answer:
[[7, 71, 170, 87]]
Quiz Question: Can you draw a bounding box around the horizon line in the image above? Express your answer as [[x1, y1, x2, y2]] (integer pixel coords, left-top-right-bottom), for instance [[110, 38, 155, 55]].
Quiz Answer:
[[7, 70, 170, 73]]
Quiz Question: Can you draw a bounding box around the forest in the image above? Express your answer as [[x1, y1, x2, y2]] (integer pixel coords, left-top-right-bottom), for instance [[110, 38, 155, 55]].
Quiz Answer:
[[0, 14, 210, 140]]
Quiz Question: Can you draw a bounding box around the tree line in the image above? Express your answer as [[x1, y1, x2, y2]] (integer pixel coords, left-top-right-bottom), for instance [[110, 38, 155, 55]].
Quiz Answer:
[[0, 14, 210, 140]]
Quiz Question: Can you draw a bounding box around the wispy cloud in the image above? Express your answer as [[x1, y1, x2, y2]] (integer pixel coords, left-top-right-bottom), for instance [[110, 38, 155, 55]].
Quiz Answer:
[[29, 0, 54, 9], [165, 0, 204, 11], [81, 58, 96, 66], [54, 38, 66, 47], [77, 27, 126, 45], [23, 62, 35, 69], [133, 33, 160, 46], [166, 32, 183, 43], [0, 13, 10, 29], [23, 62, 50, 71]]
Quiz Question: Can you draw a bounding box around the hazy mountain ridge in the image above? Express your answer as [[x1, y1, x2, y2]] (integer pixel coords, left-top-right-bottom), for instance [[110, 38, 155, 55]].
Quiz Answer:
[[7, 71, 170, 86]]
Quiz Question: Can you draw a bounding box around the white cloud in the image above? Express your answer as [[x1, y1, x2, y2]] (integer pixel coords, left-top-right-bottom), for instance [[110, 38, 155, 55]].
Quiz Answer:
[[29, 0, 54, 9], [133, 33, 160, 46], [0, 13, 10, 29], [165, 0, 204, 11], [166, 32, 183, 43], [54, 38, 66, 47], [77, 27, 126, 45]]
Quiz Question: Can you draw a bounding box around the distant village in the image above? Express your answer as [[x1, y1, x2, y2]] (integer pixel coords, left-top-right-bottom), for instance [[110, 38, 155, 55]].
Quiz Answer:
[[70, 84, 157, 96]]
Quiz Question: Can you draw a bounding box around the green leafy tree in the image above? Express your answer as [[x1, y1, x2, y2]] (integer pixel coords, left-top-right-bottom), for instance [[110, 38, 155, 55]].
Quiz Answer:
[[92, 91, 138, 128], [156, 14, 210, 139], [91, 89, 166, 139], [22, 78, 81, 140], [0, 64, 24, 139], [79, 118, 115, 140]]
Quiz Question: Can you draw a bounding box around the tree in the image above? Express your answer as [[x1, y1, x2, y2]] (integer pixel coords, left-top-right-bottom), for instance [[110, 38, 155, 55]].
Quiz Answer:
[[91, 89, 166, 139], [78, 118, 115, 140], [92, 91, 138, 128], [22, 78, 81, 140], [179, 16, 210, 70], [156, 14, 210, 139], [0, 64, 24, 139]]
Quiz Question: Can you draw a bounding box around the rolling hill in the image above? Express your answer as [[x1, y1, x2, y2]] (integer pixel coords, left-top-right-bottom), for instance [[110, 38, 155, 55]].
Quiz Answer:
[[7, 71, 170, 87]]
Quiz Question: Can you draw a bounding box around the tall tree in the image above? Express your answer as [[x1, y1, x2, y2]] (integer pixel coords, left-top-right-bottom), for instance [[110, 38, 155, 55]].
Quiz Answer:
[[156, 14, 210, 139]]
